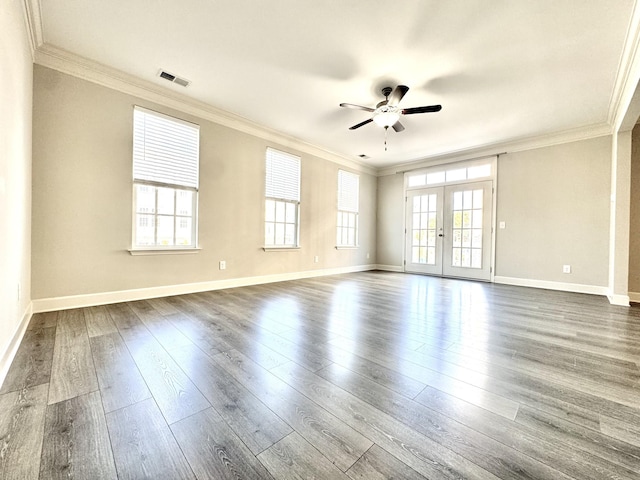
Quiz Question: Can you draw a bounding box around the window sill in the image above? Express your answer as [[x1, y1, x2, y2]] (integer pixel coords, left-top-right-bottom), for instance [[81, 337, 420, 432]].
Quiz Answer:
[[128, 247, 202, 256], [335, 246, 359, 250], [263, 246, 301, 252]]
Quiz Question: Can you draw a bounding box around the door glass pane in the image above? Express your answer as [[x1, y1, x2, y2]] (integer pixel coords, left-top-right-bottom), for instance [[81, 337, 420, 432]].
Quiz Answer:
[[453, 229, 461, 247], [473, 189, 483, 208], [450, 188, 483, 270], [427, 230, 436, 247], [472, 210, 483, 228], [453, 211, 462, 228], [453, 191, 463, 210], [472, 229, 483, 248], [410, 193, 438, 265], [428, 194, 437, 211], [462, 230, 471, 247], [461, 248, 471, 267], [463, 190, 473, 209], [419, 230, 427, 246], [452, 248, 461, 267], [462, 211, 471, 228], [471, 249, 482, 268], [428, 213, 437, 229]]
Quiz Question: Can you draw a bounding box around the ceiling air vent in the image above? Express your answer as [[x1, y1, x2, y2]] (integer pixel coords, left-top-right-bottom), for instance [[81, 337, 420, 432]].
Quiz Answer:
[[158, 69, 190, 87]]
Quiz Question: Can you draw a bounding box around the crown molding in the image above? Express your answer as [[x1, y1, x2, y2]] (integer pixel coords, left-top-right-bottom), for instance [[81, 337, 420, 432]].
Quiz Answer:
[[377, 122, 613, 176], [32, 43, 376, 176], [23, 0, 632, 177], [608, 0, 640, 131], [21, 0, 44, 59]]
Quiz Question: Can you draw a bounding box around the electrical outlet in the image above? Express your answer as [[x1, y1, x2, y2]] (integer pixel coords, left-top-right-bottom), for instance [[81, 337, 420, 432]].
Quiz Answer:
[[366, 252, 370, 259], [219, 260, 226, 270], [563, 265, 571, 274], [314, 256, 319, 263]]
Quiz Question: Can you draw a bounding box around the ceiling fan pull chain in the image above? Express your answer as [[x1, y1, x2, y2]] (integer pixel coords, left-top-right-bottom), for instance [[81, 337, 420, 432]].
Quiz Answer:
[[384, 126, 389, 151]]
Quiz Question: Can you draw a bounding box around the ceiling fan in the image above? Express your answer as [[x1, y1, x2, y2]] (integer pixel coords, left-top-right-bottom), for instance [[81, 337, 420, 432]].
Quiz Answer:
[[340, 85, 442, 133]]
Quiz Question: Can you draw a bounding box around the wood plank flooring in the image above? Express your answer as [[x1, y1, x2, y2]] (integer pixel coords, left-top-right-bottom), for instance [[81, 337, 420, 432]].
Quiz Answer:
[[1, 271, 640, 479]]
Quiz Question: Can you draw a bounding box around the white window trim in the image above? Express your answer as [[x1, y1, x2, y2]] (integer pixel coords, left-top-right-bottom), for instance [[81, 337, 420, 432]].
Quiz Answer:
[[129, 247, 202, 256], [336, 170, 359, 248], [264, 148, 301, 248], [262, 246, 302, 252], [131, 107, 200, 252]]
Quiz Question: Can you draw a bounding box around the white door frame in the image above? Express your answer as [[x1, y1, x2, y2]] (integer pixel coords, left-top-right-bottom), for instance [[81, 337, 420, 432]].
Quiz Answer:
[[402, 157, 498, 282]]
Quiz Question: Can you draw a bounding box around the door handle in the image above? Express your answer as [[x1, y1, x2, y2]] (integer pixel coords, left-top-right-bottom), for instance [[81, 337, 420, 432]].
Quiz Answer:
[[438, 233, 444, 237]]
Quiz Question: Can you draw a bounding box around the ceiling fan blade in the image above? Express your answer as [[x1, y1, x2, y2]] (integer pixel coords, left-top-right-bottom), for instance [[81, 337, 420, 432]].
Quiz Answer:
[[402, 105, 442, 115], [392, 121, 405, 132], [349, 118, 373, 130], [387, 85, 409, 106], [340, 103, 375, 112]]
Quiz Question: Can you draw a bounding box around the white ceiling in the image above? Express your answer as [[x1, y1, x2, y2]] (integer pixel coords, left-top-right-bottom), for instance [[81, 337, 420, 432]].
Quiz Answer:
[[33, 0, 636, 168]]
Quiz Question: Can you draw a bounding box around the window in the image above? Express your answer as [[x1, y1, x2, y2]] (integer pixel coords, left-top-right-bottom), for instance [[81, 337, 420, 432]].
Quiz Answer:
[[337, 169, 359, 247], [406, 162, 492, 188], [132, 106, 199, 249], [265, 147, 300, 247]]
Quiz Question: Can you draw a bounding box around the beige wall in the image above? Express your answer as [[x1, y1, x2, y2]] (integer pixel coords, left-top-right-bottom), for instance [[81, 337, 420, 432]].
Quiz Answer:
[[376, 173, 404, 268], [32, 66, 376, 299], [1, 0, 33, 373], [375, 137, 612, 288], [629, 125, 640, 294], [496, 136, 611, 286]]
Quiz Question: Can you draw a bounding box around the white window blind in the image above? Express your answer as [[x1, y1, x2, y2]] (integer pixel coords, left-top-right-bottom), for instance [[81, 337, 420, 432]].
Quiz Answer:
[[133, 106, 200, 188], [338, 170, 359, 213], [265, 147, 300, 201]]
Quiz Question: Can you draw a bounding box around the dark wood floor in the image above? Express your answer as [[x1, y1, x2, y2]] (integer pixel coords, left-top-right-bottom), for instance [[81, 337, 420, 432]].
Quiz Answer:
[[1, 271, 640, 479]]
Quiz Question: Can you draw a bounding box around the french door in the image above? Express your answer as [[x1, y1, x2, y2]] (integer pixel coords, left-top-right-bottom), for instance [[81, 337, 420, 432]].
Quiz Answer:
[[405, 180, 493, 281]]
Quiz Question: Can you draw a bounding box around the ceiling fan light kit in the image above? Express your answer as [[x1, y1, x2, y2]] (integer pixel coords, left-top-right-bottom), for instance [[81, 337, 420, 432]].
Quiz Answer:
[[340, 85, 442, 150], [372, 107, 400, 128]]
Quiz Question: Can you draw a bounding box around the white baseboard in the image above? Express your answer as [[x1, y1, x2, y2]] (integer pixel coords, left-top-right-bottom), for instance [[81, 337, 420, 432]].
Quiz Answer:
[[32, 264, 378, 313], [629, 292, 640, 303], [607, 294, 631, 307], [375, 264, 404, 272], [0, 303, 33, 390], [493, 276, 609, 296]]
